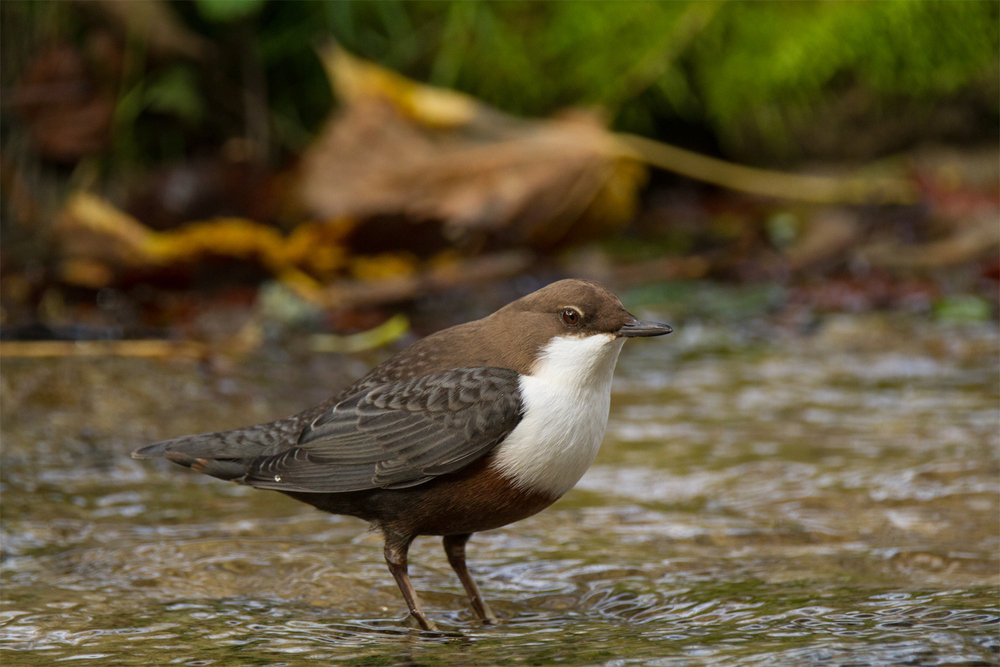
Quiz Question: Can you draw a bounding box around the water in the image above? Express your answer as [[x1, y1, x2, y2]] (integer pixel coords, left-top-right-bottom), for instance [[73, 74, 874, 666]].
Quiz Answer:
[[2, 314, 997, 666]]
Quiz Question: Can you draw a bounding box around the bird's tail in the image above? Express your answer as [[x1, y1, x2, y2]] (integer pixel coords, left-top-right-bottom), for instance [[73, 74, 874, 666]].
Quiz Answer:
[[132, 417, 304, 482]]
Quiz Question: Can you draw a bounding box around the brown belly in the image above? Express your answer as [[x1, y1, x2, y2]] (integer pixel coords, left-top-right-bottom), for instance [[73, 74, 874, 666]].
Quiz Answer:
[[283, 456, 559, 539]]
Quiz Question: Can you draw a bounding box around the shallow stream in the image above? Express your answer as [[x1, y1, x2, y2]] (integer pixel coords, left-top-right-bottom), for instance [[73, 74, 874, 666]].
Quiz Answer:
[[2, 312, 997, 666]]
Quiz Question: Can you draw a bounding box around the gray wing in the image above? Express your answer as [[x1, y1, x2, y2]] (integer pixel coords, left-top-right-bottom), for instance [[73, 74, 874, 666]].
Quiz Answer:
[[243, 367, 523, 493]]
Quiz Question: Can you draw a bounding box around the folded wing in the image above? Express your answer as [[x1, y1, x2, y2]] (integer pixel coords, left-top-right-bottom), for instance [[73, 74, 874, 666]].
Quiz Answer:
[[243, 367, 523, 493]]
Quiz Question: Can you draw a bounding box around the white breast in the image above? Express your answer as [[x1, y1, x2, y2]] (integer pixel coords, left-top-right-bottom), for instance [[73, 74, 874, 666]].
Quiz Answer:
[[491, 333, 626, 498]]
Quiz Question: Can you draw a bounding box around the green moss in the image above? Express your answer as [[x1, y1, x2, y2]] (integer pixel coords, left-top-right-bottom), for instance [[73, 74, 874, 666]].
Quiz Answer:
[[328, 0, 998, 159], [4, 0, 996, 170]]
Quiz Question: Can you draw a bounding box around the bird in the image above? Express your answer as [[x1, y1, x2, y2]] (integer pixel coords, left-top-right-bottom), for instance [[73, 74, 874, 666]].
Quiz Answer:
[[133, 279, 672, 630]]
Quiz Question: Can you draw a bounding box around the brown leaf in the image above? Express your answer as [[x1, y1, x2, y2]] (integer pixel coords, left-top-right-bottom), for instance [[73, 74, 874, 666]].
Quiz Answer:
[[81, 0, 211, 62], [54, 192, 347, 302], [298, 46, 646, 252]]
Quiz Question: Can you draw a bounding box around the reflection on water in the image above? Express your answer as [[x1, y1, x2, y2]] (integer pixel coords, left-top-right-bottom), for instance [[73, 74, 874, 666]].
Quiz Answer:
[[2, 315, 997, 666]]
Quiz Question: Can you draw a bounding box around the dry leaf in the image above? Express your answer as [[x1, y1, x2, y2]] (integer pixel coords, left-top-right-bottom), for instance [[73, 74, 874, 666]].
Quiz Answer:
[[299, 45, 647, 251], [82, 0, 211, 61], [54, 191, 349, 300]]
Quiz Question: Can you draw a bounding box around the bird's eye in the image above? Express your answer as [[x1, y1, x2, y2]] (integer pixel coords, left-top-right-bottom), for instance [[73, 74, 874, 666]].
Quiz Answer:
[[561, 308, 581, 325]]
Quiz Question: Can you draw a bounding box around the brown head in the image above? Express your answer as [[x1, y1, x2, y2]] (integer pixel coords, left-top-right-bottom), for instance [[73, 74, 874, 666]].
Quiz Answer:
[[496, 279, 671, 340], [381, 279, 671, 379]]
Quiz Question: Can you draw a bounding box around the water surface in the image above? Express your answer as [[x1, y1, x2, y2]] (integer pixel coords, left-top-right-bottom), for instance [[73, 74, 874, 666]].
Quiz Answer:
[[2, 313, 997, 665]]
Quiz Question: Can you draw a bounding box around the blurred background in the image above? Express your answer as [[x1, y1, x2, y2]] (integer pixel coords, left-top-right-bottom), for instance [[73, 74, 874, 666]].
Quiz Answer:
[[2, 3, 999, 664], [1, 0, 997, 345]]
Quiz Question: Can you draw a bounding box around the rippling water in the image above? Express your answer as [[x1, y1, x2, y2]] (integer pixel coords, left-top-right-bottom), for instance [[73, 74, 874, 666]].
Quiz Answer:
[[2, 314, 997, 666]]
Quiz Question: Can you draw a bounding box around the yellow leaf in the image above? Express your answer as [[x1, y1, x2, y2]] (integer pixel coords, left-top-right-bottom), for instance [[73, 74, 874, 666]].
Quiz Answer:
[[350, 253, 419, 281], [317, 42, 477, 128]]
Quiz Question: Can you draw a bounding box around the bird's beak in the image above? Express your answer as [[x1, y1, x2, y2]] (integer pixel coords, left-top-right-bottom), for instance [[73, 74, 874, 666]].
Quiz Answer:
[[618, 316, 673, 338]]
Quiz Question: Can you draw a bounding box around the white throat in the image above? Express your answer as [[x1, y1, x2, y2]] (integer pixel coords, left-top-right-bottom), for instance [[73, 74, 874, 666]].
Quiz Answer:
[[491, 333, 625, 497]]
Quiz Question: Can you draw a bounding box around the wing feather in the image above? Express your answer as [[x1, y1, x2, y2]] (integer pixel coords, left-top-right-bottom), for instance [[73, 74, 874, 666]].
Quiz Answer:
[[242, 367, 522, 493]]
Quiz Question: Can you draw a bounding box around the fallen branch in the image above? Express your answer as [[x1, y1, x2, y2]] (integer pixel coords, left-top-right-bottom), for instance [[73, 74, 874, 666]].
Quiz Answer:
[[0, 339, 205, 359], [616, 133, 918, 205]]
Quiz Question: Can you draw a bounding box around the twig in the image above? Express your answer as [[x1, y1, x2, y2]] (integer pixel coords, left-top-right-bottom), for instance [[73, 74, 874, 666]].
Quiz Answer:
[[0, 339, 205, 358], [616, 132, 918, 205]]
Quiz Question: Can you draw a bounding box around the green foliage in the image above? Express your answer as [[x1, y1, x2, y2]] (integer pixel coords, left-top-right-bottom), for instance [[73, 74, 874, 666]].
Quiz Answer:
[[323, 0, 998, 157], [195, 0, 266, 23], [689, 1, 999, 154], [933, 295, 992, 323], [144, 65, 205, 125], [6, 0, 996, 169]]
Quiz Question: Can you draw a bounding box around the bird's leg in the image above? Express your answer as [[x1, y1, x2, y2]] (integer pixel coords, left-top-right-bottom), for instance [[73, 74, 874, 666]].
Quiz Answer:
[[383, 534, 437, 631], [443, 533, 497, 624]]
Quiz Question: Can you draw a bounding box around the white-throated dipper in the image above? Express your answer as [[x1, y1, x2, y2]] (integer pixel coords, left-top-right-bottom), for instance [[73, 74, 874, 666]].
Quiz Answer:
[[133, 279, 671, 630]]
